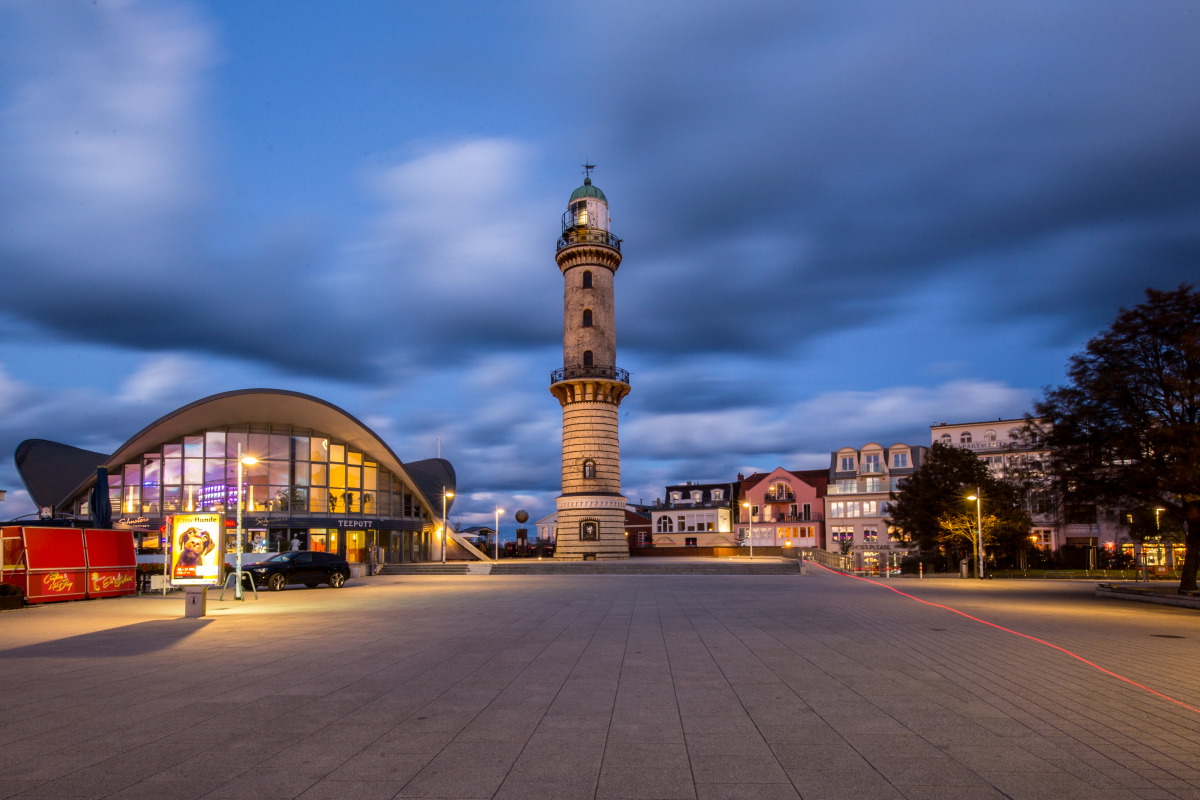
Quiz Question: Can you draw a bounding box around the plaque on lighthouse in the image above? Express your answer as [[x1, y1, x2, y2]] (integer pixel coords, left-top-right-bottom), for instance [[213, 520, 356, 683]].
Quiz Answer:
[[549, 166, 631, 559]]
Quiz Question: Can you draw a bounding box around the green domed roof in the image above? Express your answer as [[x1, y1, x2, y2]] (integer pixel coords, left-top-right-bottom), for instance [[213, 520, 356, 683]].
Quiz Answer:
[[569, 177, 607, 203]]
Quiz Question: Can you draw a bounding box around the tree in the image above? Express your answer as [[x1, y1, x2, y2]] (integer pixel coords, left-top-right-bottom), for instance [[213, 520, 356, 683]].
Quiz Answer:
[[1035, 284, 1200, 592], [888, 442, 1032, 564]]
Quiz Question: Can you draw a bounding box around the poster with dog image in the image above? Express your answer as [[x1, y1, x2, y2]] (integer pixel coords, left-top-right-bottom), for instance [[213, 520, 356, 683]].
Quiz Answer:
[[170, 514, 224, 585]]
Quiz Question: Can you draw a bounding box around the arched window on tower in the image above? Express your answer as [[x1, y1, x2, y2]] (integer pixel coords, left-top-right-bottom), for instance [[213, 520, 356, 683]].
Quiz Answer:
[[583, 350, 593, 367], [582, 270, 592, 289], [583, 459, 596, 479], [582, 309, 593, 327]]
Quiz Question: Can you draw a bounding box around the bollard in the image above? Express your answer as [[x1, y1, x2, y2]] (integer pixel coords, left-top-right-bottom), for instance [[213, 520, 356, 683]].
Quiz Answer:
[[919, 562, 923, 579]]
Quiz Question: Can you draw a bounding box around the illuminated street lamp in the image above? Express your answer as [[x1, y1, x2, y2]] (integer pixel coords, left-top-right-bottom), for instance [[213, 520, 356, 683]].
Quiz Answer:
[[441, 488, 454, 564], [494, 506, 504, 560], [742, 501, 753, 560], [235, 444, 259, 600], [966, 488, 983, 580]]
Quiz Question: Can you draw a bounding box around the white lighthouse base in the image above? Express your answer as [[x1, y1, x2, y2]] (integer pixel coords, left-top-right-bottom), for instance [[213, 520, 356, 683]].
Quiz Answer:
[[554, 495, 629, 560]]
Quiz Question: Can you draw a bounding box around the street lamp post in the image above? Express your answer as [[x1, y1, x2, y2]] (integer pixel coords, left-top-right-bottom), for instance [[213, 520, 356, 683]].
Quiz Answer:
[[494, 506, 504, 561], [441, 488, 454, 564], [742, 501, 753, 560], [966, 488, 983, 580], [234, 444, 259, 600]]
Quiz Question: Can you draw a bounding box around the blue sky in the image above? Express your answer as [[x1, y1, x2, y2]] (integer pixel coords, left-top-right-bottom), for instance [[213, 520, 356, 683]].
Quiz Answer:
[[1, 0, 1198, 527]]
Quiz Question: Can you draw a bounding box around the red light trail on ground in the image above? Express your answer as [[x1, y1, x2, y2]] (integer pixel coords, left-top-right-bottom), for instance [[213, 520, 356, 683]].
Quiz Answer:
[[808, 561, 1200, 716]]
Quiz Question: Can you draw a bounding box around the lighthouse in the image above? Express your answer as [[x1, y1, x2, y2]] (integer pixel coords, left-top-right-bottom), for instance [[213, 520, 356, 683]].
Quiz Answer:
[[550, 167, 631, 559]]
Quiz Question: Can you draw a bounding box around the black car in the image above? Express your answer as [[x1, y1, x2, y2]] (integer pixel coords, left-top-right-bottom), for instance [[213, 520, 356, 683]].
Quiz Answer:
[[243, 551, 351, 591]]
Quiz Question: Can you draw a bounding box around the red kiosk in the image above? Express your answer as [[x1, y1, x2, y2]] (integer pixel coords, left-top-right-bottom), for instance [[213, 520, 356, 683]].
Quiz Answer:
[[1, 526, 137, 605]]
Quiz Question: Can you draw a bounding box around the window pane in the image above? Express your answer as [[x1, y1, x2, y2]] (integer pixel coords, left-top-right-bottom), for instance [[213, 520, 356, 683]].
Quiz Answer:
[[184, 435, 203, 457], [269, 461, 289, 486], [310, 463, 327, 486], [163, 459, 182, 484], [163, 443, 182, 457], [310, 437, 328, 462], [249, 433, 269, 459], [269, 434, 290, 460], [123, 463, 140, 485], [293, 436, 309, 461], [184, 458, 203, 484], [226, 431, 247, 458], [329, 464, 346, 488], [347, 467, 361, 489], [205, 431, 225, 457], [329, 443, 345, 463], [309, 487, 328, 513], [205, 459, 224, 484], [348, 451, 362, 466], [364, 466, 377, 492]]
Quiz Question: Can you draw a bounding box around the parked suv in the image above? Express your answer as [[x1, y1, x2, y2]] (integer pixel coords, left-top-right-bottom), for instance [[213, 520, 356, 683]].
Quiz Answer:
[[243, 551, 350, 591]]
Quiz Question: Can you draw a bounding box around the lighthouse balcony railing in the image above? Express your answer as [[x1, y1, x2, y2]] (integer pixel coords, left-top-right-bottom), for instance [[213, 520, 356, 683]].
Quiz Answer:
[[551, 365, 630, 384], [557, 228, 621, 251]]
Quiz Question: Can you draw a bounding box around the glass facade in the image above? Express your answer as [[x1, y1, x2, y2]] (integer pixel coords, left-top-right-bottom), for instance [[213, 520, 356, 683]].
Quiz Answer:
[[77, 422, 436, 563]]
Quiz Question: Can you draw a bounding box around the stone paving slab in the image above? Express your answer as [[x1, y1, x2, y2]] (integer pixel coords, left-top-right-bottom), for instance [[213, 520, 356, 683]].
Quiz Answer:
[[1, 572, 1199, 799]]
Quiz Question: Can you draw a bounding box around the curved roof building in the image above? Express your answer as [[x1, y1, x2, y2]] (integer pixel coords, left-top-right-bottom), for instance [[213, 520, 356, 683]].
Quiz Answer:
[[14, 389, 455, 563]]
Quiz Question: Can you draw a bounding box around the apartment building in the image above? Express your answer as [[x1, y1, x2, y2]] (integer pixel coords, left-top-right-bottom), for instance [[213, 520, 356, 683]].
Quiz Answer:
[[827, 443, 926, 573], [931, 419, 1129, 558], [735, 468, 827, 548], [648, 481, 736, 547]]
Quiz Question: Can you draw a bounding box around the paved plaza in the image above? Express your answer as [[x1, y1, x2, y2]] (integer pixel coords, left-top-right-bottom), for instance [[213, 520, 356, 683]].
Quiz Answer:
[[1, 568, 1199, 800]]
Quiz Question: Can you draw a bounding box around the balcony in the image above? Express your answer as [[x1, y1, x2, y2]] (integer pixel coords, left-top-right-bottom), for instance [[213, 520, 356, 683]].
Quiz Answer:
[[551, 365, 630, 384], [557, 228, 621, 251], [764, 492, 795, 503]]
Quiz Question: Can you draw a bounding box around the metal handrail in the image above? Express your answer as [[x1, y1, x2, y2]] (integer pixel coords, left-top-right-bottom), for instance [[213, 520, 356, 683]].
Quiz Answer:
[[550, 365, 630, 384], [557, 228, 621, 251]]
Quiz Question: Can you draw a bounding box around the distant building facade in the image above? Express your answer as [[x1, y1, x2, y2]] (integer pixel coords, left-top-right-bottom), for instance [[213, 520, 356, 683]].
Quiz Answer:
[[649, 481, 736, 547], [827, 443, 925, 572], [735, 468, 826, 548], [931, 419, 1130, 560]]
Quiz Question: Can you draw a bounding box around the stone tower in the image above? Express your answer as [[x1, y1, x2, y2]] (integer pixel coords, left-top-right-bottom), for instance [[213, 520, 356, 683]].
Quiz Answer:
[[550, 169, 631, 559]]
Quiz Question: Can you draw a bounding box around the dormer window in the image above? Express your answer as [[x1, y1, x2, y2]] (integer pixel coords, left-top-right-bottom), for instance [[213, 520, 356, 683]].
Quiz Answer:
[[691, 490, 702, 503], [670, 491, 681, 501], [711, 489, 724, 501]]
